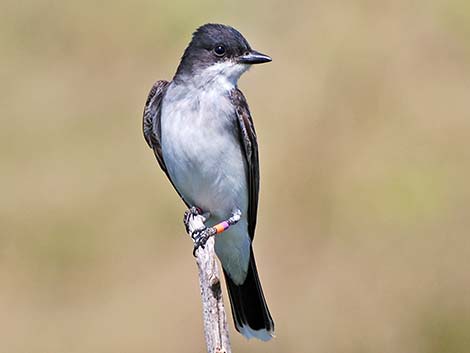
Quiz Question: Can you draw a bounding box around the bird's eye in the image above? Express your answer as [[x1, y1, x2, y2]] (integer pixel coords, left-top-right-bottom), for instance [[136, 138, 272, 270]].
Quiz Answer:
[[214, 45, 226, 57]]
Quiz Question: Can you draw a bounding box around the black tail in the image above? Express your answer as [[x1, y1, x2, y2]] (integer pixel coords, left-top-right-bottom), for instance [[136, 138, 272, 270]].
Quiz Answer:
[[223, 248, 274, 341]]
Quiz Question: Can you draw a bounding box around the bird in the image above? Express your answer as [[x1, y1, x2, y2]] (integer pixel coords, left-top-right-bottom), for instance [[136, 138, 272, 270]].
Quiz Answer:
[[143, 23, 274, 341]]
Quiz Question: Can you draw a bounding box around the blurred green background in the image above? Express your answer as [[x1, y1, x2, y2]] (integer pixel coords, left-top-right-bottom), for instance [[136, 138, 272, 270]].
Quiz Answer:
[[1, 0, 470, 352]]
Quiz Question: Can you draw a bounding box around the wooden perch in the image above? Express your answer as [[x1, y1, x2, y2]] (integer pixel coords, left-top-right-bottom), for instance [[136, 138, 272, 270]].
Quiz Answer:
[[186, 213, 232, 353]]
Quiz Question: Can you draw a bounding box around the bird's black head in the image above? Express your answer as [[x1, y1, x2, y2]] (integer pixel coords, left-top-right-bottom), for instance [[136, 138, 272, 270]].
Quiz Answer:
[[173, 24, 271, 84]]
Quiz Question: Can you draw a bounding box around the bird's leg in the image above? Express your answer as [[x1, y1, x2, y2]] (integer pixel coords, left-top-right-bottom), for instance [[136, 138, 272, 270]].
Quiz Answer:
[[184, 208, 242, 257]]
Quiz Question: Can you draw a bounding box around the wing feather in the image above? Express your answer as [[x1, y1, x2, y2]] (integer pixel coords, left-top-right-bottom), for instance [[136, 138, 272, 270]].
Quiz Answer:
[[230, 88, 260, 240], [143, 80, 170, 172], [143, 80, 189, 206]]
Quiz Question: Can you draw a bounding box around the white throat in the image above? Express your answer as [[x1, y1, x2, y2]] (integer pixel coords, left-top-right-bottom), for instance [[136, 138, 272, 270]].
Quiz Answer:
[[189, 61, 250, 91]]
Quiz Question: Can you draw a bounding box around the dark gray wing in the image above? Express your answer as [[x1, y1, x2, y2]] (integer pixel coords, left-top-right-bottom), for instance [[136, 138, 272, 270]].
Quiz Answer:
[[143, 80, 189, 206], [230, 88, 260, 240], [143, 80, 170, 172]]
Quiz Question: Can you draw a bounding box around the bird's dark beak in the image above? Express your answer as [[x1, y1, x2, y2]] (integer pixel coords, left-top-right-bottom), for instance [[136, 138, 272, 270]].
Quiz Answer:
[[238, 50, 272, 64]]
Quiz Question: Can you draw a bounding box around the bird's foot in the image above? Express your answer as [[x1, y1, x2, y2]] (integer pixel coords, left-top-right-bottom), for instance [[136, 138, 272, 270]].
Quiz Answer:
[[184, 207, 243, 257], [191, 227, 215, 256], [183, 206, 213, 256], [183, 206, 203, 233]]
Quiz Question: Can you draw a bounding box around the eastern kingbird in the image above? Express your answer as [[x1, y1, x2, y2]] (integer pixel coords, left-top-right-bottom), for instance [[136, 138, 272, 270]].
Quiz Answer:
[[143, 23, 274, 341]]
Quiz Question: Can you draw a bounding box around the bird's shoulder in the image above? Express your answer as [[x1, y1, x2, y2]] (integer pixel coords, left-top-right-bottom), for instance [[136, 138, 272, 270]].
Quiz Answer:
[[229, 88, 258, 158], [143, 80, 170, 149]]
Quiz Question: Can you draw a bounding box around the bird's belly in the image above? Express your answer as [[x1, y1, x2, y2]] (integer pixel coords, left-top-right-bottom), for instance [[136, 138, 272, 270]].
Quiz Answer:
[[172, 153, 245, 217], [161, 105, 248, 221]]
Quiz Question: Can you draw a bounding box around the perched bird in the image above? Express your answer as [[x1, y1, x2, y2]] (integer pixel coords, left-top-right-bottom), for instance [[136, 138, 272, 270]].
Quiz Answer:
[[143, 23, 274, 341]]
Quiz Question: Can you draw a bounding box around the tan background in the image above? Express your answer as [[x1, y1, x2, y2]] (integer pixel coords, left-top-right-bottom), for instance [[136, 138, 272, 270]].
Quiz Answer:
[[1, 0, 470, 352]]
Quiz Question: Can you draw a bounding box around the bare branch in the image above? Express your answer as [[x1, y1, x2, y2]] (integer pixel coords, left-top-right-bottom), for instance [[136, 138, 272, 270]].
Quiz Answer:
[[186, 213, 232, 353]]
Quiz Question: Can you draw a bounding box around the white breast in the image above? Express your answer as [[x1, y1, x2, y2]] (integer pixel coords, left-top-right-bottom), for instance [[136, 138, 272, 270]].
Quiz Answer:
[[160, 81, 248, 221]]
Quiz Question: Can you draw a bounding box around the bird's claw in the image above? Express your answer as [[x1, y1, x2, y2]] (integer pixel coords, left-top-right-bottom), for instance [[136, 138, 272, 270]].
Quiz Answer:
[[191, 227, 211, 256], [183, 206, 203, 233], [183, 206, 211, 256]]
